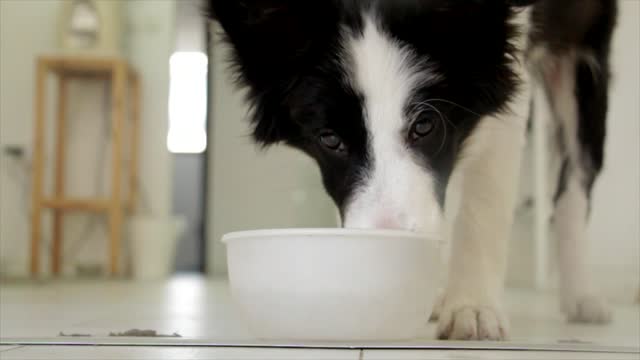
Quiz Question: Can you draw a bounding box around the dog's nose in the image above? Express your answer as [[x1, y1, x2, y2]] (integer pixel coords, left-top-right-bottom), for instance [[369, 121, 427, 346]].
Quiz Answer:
[[373, 216, 405, 230]]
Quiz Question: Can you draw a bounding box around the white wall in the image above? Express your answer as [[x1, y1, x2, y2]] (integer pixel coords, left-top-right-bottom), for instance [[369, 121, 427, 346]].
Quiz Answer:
[[207, 25, 338, 275], [0, 0, 59, 276], [0, 0, 175, 277], [124, 1, 175, 218]]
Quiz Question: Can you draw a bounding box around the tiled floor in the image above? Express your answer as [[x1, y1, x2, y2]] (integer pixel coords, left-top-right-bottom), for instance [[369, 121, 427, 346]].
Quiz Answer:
[[363, 349, 639, 359], [1, 276, 638, 359], [0, 346, 360, 359], [1, 346, 639, 360], [0, 346, 22, 353]]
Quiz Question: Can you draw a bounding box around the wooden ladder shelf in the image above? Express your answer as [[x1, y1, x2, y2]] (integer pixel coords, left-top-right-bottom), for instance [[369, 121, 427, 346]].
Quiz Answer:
[[31, 56, 140, 277]]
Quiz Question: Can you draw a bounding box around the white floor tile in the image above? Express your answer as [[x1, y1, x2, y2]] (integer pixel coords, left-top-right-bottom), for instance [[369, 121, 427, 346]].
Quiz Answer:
[[0, 345, 22, 353], [0, 346, 360, 360], [1, 275, 638, 353], [0, 276, 250, 339], [505, 290, 640, 347], [363, 349, 639, 360]]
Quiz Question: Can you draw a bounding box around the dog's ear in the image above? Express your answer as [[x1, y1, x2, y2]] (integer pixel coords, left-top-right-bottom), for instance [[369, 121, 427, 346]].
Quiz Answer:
[[468, 0, 538, 7], [207, 0, 335, 87], [506, 0, 539, 7], [207, 0, 338, 145]]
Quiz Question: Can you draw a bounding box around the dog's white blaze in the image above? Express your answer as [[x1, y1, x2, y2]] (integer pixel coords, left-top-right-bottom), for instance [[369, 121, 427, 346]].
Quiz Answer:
[[342, 17, 442, 234]]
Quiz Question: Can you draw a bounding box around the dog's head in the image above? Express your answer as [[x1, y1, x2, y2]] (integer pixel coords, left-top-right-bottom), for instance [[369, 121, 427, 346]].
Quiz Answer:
[[209, 0, 528, 233]]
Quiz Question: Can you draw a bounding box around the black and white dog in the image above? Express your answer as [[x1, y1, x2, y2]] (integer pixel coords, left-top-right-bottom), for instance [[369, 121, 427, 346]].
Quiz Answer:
[[208, 0, 617, 340]]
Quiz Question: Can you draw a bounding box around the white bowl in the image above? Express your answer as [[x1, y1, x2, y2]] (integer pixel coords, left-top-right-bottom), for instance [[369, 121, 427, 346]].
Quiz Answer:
[[222, 228, 443, 341]]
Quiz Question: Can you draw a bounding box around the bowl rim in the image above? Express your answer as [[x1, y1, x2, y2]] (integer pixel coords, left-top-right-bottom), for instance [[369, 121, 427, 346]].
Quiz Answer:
[[221, 228, 442, 243]]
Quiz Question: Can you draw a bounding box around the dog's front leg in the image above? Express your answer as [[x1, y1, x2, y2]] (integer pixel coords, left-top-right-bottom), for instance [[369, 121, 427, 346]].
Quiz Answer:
[[436, 117, 525, 340]]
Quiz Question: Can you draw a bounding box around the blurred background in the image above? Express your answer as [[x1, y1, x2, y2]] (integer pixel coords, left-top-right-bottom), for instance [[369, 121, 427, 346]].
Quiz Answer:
[[0, 0, 337, 283], [0, 0, 637, 304]]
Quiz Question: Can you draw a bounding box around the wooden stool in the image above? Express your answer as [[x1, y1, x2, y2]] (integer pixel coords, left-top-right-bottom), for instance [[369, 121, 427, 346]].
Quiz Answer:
[[31, 56, 140, 277]]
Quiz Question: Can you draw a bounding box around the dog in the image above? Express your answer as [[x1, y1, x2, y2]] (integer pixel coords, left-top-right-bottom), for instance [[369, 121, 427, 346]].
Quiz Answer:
[[207, 0, 618, 340]]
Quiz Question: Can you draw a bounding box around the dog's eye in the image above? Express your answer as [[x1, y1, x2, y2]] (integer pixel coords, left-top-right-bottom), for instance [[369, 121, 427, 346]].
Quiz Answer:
[[409, 118, 435, 142], [318, 130, 346, 153]]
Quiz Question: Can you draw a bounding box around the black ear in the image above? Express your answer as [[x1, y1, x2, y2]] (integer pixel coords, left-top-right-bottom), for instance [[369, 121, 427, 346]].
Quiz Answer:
[[207, 0, 338, 145], [506, 0, 539, 7], [207, 0, 336, 87], [470, 0, 539, 7]]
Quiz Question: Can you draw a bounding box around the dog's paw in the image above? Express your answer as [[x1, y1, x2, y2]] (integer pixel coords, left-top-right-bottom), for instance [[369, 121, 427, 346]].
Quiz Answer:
[[436, 303, 508, 340], [563, 294, 612, 324]]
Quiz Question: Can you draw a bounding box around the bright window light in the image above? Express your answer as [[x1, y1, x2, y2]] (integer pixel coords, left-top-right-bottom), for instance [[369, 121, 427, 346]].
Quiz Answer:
[[167, 51, 208, 154]]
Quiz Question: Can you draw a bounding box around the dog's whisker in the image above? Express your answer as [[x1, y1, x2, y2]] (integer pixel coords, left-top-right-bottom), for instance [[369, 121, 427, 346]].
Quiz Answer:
[[426, 98, 482, 118], [418, 102, 449, 157], [411, 101, 458, 131]]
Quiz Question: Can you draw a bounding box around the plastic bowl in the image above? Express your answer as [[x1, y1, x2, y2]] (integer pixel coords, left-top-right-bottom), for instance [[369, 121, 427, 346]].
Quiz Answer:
[[222, 228, 443, 341]]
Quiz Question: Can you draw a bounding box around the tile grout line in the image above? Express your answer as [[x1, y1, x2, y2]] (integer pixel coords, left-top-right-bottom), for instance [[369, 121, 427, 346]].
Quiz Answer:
[[0, 345, 25, 354]]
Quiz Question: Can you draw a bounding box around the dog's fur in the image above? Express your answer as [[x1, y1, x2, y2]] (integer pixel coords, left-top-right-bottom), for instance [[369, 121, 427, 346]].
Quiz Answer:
[[207, 0, 618, 340]]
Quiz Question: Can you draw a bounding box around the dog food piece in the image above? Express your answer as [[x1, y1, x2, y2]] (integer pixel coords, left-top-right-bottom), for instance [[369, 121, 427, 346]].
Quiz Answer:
[[108, 329, 181, 337], [58, 331, 91, 337]]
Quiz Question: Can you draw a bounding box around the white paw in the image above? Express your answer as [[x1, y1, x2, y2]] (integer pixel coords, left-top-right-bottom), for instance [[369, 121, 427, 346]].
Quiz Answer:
[[436, 303, 509, 340], [563, 295, 612, 324]]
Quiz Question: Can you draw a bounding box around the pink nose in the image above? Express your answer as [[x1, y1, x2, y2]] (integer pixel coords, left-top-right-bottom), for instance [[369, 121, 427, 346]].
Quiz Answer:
[[374, 216, 404, 230]]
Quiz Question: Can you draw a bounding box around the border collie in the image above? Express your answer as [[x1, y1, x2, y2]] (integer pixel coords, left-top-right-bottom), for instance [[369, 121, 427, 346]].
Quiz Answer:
[[207, 0, 618, 340]]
